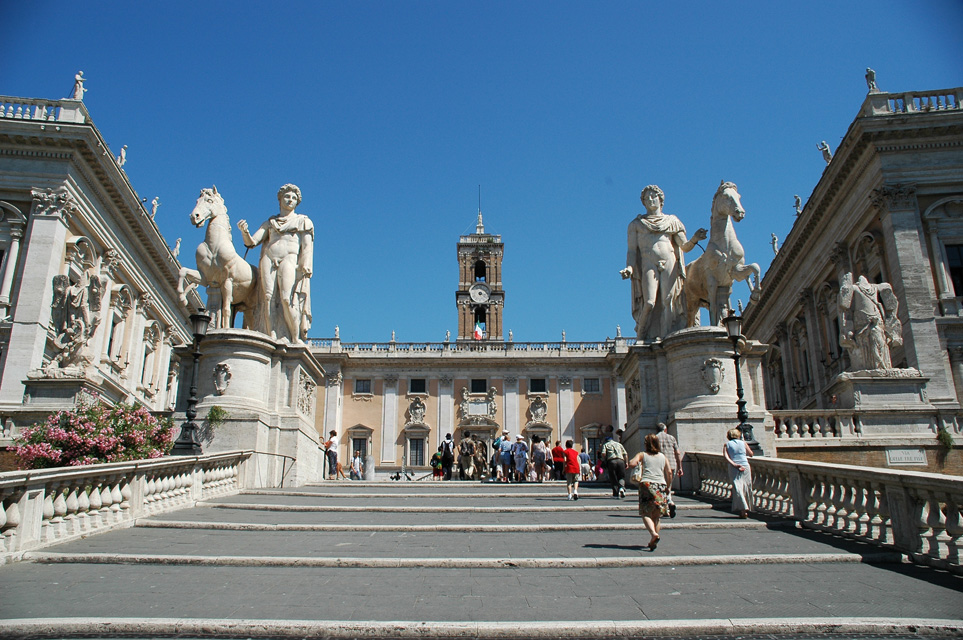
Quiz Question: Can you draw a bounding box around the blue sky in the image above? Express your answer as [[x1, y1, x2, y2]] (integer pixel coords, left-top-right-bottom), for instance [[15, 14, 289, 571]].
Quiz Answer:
[[2, 1, 961, 342]]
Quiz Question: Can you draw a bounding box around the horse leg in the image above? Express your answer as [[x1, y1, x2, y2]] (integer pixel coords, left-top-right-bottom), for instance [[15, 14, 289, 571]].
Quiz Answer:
[[220, 277, 234, 329], [177, 267, 202, 308]]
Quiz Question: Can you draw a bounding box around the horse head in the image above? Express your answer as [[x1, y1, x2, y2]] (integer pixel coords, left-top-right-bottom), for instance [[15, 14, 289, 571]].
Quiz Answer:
[[190, 186, 227, 228], [712, 180, 745, 222]]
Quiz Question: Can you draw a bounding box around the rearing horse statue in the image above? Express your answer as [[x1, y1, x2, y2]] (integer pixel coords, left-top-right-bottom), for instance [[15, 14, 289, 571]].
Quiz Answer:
[[177, 187, 260, 330], [684, 181, 761, 327]]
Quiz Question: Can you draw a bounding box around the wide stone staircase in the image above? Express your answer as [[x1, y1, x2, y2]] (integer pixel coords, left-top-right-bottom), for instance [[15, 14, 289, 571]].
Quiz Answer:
[[0, 480, 961, 638]]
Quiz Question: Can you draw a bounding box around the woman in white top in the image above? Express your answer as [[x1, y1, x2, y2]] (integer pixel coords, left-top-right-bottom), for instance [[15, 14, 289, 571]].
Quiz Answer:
[[627, 434, 673, 550]]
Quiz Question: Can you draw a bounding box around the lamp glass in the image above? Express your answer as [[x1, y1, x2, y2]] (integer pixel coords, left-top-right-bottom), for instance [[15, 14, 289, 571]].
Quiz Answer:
[[723, 313, 742, 340], [190, 309, 211, 338]]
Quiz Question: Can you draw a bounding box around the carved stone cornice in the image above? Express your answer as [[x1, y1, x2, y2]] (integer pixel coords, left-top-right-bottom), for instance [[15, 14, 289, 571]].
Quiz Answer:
[[829, 242, 850, 270], [870, 183, 917, 211]]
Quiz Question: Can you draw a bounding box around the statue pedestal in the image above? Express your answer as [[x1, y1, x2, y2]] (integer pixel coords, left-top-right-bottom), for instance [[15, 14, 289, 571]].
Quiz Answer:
[[619, 327, 774, 490], [827, 369, 935, 435], [175, 329, 325, 487]]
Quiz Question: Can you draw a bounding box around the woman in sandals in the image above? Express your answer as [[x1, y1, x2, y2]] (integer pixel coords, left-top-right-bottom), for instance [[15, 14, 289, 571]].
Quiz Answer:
[[627, 434, 672, 550]]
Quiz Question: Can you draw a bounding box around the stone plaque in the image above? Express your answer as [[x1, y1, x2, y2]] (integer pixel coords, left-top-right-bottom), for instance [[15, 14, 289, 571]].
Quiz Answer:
[[468, 400, 488, 416], [885, 447, 927, 466]]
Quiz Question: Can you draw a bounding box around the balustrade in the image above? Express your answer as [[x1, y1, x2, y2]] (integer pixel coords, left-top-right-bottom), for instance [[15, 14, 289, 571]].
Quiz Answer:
[[0, 451, 250, 560], [0, 96, 87, 124], [688, 452, 963, 573]]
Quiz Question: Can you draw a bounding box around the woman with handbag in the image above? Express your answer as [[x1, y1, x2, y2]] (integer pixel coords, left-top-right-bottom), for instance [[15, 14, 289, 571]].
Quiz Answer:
[[723, 428, 754, 518], [627, 434, 673, 551]]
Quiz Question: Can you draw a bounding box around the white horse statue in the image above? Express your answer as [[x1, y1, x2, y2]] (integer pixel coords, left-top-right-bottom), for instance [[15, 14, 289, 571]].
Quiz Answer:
[[177, 187, 260, 330], [685, 181, 761, 327]]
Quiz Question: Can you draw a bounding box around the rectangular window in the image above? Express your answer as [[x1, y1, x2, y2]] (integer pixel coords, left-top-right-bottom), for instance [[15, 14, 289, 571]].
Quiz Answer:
[[583, 378, 601, 393], [409, 378, 427, 394], [947, 244, 963, 296], [586, 437, 601, 464], [409, 438, 425, 466], [471, 378, 487, 394], [529, 378, 547, 394], [352, 438, 367, 460], [354, 379, 371, 394]]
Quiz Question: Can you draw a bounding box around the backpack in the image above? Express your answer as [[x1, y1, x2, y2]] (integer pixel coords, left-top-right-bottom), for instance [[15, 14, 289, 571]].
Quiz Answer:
[[442, 440, 454, 457], [461, 440, 475, 456]]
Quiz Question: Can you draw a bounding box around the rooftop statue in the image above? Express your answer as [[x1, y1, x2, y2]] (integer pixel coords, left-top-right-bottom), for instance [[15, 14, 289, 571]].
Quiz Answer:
[[794, 195, 802, 215], [684, 181, 760, 328], [865, 67, 879, 93], [771, 233, 779, 256], [620, 185, 706, 340], [239, 184, 314, 343], [838, 272, 903, 370], [177, 187, 260, 330], [71, 71, 87, 100], [818, 141, 833, 164]]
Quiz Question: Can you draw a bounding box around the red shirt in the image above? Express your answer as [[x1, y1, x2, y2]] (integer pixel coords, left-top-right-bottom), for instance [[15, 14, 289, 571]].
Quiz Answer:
[[551, 446, 565, 462], [563, 448, 580, 475]]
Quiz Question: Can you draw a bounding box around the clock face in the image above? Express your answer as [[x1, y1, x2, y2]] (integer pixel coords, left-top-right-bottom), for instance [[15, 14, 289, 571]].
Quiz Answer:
[[469, 284, 490, 303]]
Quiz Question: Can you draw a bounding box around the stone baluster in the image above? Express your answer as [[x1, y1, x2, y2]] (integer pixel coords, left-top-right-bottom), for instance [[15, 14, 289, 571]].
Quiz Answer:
[[87, 481, 103, 526], [1, 493, 20, 553], [943, 494, 962, 567], [63, 485, 79, 535], [76, 485, 91, 532]]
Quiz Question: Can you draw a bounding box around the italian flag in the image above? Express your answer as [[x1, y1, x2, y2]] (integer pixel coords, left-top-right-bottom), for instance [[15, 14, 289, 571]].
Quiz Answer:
[[473, 322, 484, 340]]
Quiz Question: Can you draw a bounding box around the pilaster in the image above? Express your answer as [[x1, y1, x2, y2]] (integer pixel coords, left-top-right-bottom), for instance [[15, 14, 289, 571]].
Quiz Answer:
[[381, 375, 399, 462]]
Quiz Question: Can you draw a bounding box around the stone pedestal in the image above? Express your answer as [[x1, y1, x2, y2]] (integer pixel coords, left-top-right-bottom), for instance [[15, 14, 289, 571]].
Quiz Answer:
[[174, 329, 325, 487], [620, 327, 774, 491], [827, 368, 936, 435]]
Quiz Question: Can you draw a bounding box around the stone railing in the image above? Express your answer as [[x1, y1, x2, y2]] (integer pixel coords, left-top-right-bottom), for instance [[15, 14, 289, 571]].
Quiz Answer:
[[308, 338, 635, 355], [0, 451, 251, 562], [862, 88, 962, 117], [688, 451, 963, 574], [0, 96, 88, 124], [771, 409, 958, 440]]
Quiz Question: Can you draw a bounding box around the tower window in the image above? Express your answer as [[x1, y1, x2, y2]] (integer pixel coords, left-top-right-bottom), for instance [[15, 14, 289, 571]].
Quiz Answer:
[[473, 259, 487, 282]]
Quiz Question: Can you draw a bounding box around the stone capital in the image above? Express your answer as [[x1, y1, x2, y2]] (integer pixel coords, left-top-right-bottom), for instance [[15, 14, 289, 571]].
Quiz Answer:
[[30, 186, 78, 225], [870, 183, 917, 212]]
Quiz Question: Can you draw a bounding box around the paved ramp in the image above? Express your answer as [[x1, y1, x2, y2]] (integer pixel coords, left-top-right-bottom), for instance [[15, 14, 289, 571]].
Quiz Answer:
[[0, 481, 960, 638]]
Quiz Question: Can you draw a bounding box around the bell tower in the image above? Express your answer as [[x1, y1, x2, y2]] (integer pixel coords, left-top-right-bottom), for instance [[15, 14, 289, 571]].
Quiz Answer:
[[456, 211, 504, 341]]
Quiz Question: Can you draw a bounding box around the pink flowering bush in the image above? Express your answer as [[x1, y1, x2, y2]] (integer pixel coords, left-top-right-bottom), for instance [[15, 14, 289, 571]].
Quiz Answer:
[[14, 399, 175, 469]]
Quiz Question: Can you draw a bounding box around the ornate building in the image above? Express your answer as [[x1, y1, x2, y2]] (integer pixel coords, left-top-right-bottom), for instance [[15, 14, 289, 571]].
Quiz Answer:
[[0, 94, 197, 451]]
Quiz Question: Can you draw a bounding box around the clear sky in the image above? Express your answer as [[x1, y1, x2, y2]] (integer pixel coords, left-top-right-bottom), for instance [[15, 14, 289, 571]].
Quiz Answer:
[[2, 1, 961, 343]]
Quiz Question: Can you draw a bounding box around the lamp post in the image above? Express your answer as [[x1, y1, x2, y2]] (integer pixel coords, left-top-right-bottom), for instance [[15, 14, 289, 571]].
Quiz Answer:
[[722, 311, 763, 456], [171, 308, 211, 456]]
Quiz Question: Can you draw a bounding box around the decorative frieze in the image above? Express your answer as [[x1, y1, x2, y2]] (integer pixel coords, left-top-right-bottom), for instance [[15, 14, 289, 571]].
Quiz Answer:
[[30, 186, 78, 224]]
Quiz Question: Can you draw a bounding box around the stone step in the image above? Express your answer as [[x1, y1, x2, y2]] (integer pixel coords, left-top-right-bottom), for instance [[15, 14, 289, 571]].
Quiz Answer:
[[136, 519, 777, 532]]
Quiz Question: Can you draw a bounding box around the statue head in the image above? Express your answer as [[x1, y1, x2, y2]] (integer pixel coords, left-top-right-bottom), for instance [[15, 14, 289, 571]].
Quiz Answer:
[[277, 183, 302, 206], [640, 185, 665, 211]]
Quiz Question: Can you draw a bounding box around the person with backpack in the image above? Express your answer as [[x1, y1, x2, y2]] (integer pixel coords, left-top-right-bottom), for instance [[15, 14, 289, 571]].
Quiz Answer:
[[430, 445, 444, 481], [459, 431, 476, 480], [600, 433, 629, 498], [441, 433, 455, 481]]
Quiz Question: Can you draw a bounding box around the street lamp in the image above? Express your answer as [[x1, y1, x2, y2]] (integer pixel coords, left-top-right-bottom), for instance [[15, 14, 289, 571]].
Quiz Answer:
[[171, 308, 212, 456], [722, 311, 763, 456]]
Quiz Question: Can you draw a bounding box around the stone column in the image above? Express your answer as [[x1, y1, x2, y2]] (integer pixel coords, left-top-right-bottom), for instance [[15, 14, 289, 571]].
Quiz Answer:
[[798, 288, 826, 404], [873, 184, 955, 403], [504, 376, 518, 434], [557, 376, 574, 440], [613, 376, 626, 429], [381, 375, 399, 463], [438, 375, 453, 447], [0, 224, 24, 320], [0, 188, 73, 404], [324, 370, 343, 436]]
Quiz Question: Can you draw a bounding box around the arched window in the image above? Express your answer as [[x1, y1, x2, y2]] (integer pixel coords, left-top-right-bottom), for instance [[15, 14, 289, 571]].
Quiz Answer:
[[473, 259, 487, 282]]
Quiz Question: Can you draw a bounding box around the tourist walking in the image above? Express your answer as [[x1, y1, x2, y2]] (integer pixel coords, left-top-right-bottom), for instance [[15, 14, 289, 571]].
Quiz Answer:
[[498, 434, 514, 482], [441, 433, 456, 481], [350, 449, 364, 480], [578, 447, 594, 481], [723, 428, 754, 518], [512, 435, 529, 482], [656, 422, 684, 516], [551, 440, 566, 480], [324, 430, 339, 480], [563, 439, 581, 500], [600, 434, 628, 498], [459, 431, 476, 480], [430, 445, 443, 481], [627, 434, 672, 550]]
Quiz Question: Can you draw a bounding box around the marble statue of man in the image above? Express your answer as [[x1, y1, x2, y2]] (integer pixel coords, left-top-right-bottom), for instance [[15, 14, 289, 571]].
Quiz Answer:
[[838, 272, 903, 370], [818, 141, 833, 164], [238, 184, 314, 343], [770, 233, 779, 256], [620, 185, 706, 340], [72, 71, 87, 100], [794, 195, 802, 215], [150, 197, 160, 219], [865, 68, 879, 93]]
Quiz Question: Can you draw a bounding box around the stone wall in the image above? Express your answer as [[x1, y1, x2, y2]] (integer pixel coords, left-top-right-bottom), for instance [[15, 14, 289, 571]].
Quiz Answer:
[[776, 444, 962, 476]]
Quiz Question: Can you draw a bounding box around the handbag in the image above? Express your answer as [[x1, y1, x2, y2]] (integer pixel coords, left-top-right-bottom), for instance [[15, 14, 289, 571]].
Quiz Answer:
[[628, 464, 643, 486]]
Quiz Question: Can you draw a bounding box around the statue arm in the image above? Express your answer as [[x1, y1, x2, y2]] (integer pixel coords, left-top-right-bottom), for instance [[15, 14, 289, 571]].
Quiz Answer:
[[299, 218, 314, 277], [838, 272, 856, 347], [621, 223, 638, 278], [679, 228, 708, 253], [877, 283, 903, 347]]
